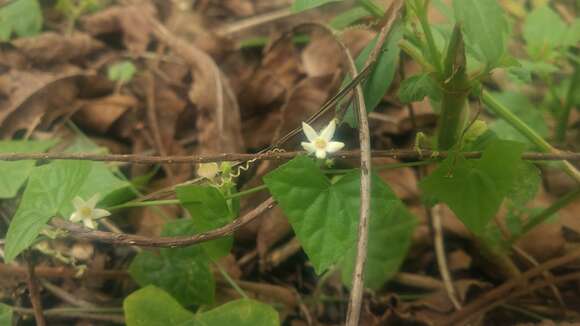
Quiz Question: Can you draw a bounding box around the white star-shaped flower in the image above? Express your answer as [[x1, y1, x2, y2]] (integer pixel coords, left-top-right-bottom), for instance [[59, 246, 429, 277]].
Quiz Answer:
[[70, 194, 111, 229], [301, 120, 345, 159]]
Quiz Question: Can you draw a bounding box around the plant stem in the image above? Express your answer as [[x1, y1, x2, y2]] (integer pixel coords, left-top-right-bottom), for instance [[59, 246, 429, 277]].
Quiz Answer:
[[213, 260, 248, 298], [556, 64, 579, 142], [107, 185, 269, 211], [520, 186, 580, 236], [415, 0, 443, 75]]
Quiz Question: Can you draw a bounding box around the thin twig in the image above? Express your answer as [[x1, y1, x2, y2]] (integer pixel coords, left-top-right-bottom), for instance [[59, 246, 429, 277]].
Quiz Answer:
[[0, 263, 128, 280], [431, 204, 462, 310], [0, 149, 577, 163], [345, 1, 404, 323], [26, 258, 46, 326], [50, 197, 276, 248], [440, 246, 580, 325], [12, 306, 124, 324]]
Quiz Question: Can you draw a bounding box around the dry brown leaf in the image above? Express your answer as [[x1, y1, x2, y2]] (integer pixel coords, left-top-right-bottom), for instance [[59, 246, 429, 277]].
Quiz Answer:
[[11, 32, 105, 64], [376, 158, 419, 200], [256, 206, 291, 264], [74, 94, 138, 134], [0, 67, 83, 137], [81, 3, 157, 54], [301, 31, 342, 77]]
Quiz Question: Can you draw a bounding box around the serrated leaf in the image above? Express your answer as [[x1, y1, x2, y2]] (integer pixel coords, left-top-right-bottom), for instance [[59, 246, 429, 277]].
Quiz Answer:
[[4, 160, 91, 261], [453, 0, 508, 67], [291, 0, 343, 12], [124, 286, 196, 326], [344, 21, 403, 126], [195, 299, 280, 326], [0, 0, 42, 40], [129, 219, 215, 306], [0, 303, 12, 325], [340, 196, 416, 289], [398, 73, 441, 103], [487, 92, 549, 146], [176, 185, 234, 259], [420, 140, 525, 235], [0, 140, 56, 198], [107, 60, 137, 83], [523, 5, 568, 60]]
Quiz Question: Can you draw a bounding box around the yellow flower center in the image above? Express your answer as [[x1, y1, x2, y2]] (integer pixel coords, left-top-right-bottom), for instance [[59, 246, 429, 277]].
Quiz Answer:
[[314, 138, 327, 150], [80, 207, 92, 217]]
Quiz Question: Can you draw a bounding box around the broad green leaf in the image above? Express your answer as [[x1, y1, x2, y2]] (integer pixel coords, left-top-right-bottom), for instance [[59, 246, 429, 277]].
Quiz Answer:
[[398, 73, 441, 103], [420, 140, 525, 235], [176, 185, 234, 259], [0, 303, 12, 325], [340, 190, 416, 289], [344, 21, 403, 126], [0, 140, 56, 198], [264, 156, 358, 273], [195, 299, 279, 326], [129, 219, 215, 306], [291, 0, 343, 12], [487, 92, 549, 146], [124, 286, 196, 326], [0, 0, 42, 40], [453, 0, 508, 66], [107, 60, 137, 83], [4, 160, 91, 261], [523, 5, 568, 60]]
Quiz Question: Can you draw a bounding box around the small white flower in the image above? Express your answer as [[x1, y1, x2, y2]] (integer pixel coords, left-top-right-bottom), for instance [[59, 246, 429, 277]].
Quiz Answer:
[[197, 162, 219, 179], [70, 194, 110, 229], [301, 120, 345, 159]]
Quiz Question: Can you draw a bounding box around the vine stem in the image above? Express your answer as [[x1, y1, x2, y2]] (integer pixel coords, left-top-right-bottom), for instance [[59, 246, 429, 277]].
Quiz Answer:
[[0, 149, 578, 163]]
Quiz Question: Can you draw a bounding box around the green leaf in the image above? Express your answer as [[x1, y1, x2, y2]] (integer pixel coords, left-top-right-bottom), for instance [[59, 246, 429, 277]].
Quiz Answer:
[[340, 194, 416, 289], [4, 160, 91, 261], [129, 219, 215, 306], [0, 303, 12, 325], [195, 299, 280, 326], [264, 156, 357, 273], [420, 140, 526, 235], [291, 0, 343, 12], [0, 0, 42, 40], [107, 60, 137, 83], [343, 21, 403, 126], [330, 7, 370, 29], [452, 0, 508, 67], [487, 92, 549, 146], [124, 286, 279, 326], [523, 5, 568, 60], [398, 73, 441, 103], [176, 185, 234, 259], [0, 140, 56, 198], [264, 156, 416, 281], [124, 286, 196, 326]]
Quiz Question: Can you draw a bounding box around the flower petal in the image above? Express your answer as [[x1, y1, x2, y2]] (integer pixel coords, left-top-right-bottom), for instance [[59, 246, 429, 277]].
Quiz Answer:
[[325, 141, 345, 154], [320, 120, 336, 142], [83, 218, 97, 229], [315, 149, 327, 159], [70, 212, 82, 222], [72, 197, 85, 210], [302, 122, 318, 142], [301, 142, 316, 153], [86, 193, 101, 209], [92, 208, 111, 219]]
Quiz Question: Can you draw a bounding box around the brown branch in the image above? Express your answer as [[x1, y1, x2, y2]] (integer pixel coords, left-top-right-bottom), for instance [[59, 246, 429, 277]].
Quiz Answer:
[[51, 197, 276, 248], [440, 246, 580, 325], [26, 259, 46, 326], [1, 150, 578, 164], [0, 263, 128, 280]]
